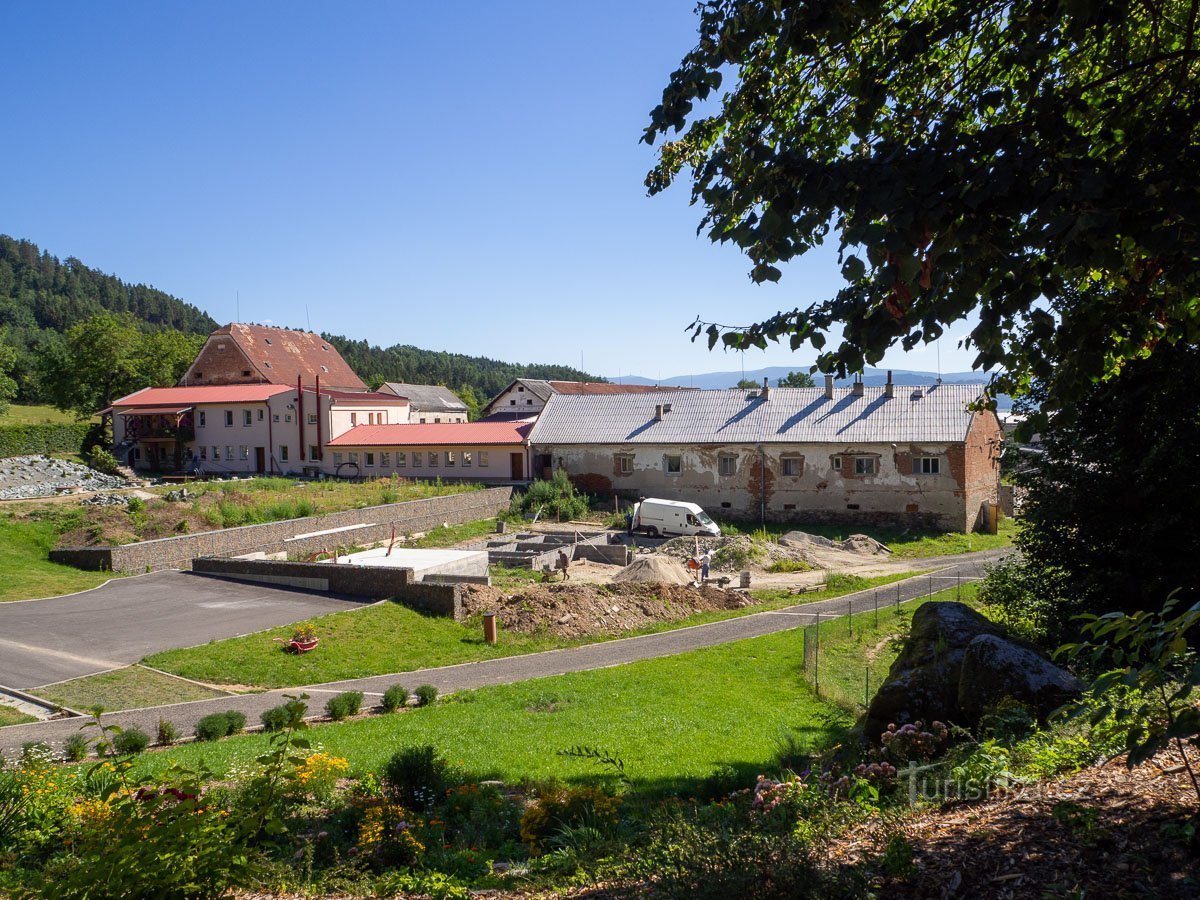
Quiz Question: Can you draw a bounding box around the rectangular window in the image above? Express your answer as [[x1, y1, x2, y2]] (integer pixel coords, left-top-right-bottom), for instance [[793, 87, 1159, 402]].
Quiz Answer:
[[198, 411, 206, 428], [279, 445, 289, 462], [199, 446, 207, 460], [380, 452, 390, 467], [833, 456, 842, 470], [429, 452, 439, 467], [380, 411, 387, 424], [225, 445, 234, 461], [334, 452, 343, 466], [616, 454, 633, 474], [462, 451, 472, 467], [243, 410, 252, 426], [308, 414, 318, 425], [915, 457, 940, 474], [782, 457, 802, 476], [284, 414, 292, 423], [212, 446, 220, 460], [239, 446, 248, 460], [665, 455, 682, 475], [350, 413, 357, 425], [257, 409, 264, 421], [717, 455, 736, 476], [309, 445, 319, 461], [445, 451, 455, 466], [854, 457, 876, 475], [349, 452, 359, 465], [435, 417, 442, 424], [273, 414, 280, 423], [479, 451, 489, 466], [224, 410, 233, 427], [397, 452, 407, 467], [412, 452, 421, 467], [365, 452, 375, 467]]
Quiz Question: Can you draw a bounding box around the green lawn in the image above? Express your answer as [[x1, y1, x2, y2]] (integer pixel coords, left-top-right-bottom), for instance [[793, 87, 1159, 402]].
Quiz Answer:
[[0, 403, 82, 426], [717, 516, 1018, 558], [32, 666, 231, 712], [0, 705, 37, 727], [0, 516, 119, 602], [403, 517, 498, 548], [143, 572, 917, 689], [136, 627, 841, 792]]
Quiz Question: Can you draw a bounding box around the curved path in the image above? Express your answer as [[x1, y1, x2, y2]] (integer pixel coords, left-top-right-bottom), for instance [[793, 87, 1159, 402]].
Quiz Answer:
[[0, 550, 1007, 755]]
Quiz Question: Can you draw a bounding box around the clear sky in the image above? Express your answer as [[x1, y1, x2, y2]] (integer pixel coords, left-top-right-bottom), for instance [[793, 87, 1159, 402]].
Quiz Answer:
[[1, 1, 980, 381]]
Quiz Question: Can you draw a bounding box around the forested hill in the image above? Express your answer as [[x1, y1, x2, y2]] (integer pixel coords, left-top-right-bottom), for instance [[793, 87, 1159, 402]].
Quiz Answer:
[[324, 336, 602, 403], [0, 236, 218, 402]]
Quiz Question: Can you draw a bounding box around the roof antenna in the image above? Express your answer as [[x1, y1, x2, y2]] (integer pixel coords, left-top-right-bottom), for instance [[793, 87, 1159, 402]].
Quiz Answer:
[[936, 336, 943, 384]]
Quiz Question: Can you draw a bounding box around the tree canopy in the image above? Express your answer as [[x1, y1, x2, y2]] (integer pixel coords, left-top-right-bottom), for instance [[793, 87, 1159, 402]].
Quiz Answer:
[[645, 0, 1200, 411], [777, 370, 815, 388]]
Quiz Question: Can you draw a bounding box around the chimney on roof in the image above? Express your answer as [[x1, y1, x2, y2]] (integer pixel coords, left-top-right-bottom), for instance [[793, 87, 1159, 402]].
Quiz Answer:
[[885, 370, 894, 398], [824, 374, 835, 399], [852, 376, 864, 397], [761, 377, 770, 400], [654, 403, 663, 421]]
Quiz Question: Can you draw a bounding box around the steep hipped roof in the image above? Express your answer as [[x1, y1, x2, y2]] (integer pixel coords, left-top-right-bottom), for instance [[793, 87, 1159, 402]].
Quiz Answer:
[[379, 383, 468, 413], [112, 384, 291, 407], [327, 422, 532, 447], [208, 324, 366, 391], [527, 384, 991, 445]]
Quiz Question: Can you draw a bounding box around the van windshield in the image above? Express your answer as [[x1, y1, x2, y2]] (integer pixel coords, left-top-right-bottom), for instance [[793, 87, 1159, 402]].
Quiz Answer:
[[696, 512, 715, 526]]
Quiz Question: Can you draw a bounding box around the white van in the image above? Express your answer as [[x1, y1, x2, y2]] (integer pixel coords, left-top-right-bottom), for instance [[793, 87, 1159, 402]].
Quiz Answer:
[[630, 498, 721, 537]]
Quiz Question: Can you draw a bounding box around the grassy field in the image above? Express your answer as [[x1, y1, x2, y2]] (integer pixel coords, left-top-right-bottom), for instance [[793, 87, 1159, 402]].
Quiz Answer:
[[0, 404, 82, 426], [402, 517, 498, 548], [717, 516, 1017, 558], [143, 571, 917, 689], [0, 705, 37, 727], [32, 665, 231, 712], [0, 515, 118, 602], [135, 627, 843, 791]]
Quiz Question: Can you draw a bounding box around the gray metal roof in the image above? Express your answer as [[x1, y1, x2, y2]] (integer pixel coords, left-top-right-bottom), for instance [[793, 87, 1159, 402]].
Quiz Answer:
[[380, 383, 468, 413], [527, 383, 991, 446]]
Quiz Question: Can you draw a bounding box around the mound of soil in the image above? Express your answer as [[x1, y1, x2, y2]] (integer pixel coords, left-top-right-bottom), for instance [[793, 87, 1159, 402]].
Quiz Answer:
[[611, 556, 694, 585], [780, 530, 891, 555], [461, 581, 752, 639], [658, 534, 812, 573]]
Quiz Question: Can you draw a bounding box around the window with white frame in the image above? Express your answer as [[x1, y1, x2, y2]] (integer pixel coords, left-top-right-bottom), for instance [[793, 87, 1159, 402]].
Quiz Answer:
[[273, 414, 279, 422], [854, 457, 876, 475], [833, 456, 842, 470], [397, 452, 406, 467], [308, 414, 317, 425], [334, 452, 343, 466], [224, 410, 233, 427], [243, 410, 252, 426], [915, 457, 940, 474], [462, 451, 472, 467], [239, 446, 248, 460], [257, 409, 264, 421], [782, 456, 803, 476], [616, 454, 634, 474], [429, 452, 439, 467], [284, 414, 292, 423], [365, 452, 375, 467], [350, 413, 357, 425], [309, 445, 318, 461], [349, 452, 359, 465], [479, 451, 489, 466], [717, 454, 737, 476], [198, 411, 206, 427], [279, 445, 289, 462], [199, 446, 207, 460], [445, 451, 455, 466], [412, 452, 421, 467], [665, 455, 682, 475], [212, 446, 220, 460], [380, 452, 390, 467], [225, 445, 234, 461]]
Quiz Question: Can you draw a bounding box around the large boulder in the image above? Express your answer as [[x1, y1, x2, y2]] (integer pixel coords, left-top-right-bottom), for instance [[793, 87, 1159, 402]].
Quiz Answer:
[[864, 601, 1081, 741], [958, 633, 1084, 724]]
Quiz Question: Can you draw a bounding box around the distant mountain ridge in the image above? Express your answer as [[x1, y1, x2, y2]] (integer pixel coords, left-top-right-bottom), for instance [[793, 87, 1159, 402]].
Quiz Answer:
[[618, 366, 1011, 409]]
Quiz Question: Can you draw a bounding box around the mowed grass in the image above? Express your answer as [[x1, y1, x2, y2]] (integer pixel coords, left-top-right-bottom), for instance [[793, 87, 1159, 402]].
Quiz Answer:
[[717, 517, 1018, 559], [403, 517, 498, 548], [0, 404, 82, 425], [0, 516, 118, 602], [32, 666, 230, 712], [143, 572, 918, 689], [0, 705, 37, 727], [135, 628, 838, 791]]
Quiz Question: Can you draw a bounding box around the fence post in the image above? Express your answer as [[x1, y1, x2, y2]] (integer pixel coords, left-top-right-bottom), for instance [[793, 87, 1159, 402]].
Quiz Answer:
[[928, 574, 933, 599], [957, 571, 961, 601], [814, 620, 820, 698], [896, 583, 901, 608], [865, 666, 870, 710], [874, 590, 879, 629], [848, 600, 853, 636]]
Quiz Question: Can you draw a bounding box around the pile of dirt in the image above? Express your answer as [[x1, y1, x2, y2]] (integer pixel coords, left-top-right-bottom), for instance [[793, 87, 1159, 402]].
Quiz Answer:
[[461, 581, 752, 639], [780, 530, 891, 555], [658, 534, 812, 573], [611, 555, 694, 585]]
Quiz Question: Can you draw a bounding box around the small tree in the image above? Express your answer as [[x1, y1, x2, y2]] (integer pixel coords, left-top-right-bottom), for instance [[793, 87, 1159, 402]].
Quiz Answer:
[[777, 371, 815, 388]]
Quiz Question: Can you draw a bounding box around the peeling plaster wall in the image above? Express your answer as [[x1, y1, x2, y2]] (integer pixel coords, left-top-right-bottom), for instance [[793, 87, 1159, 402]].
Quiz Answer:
[[537, 439, 999, 532]]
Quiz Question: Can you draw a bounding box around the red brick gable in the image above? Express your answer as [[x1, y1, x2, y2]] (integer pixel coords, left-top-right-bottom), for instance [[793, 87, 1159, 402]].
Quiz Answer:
[[180, 324, 366, 391]]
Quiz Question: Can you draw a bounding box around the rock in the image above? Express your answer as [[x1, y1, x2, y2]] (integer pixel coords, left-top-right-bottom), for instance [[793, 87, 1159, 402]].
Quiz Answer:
[[866, 601, 1082, 740], [958, 634, 1084, 724]]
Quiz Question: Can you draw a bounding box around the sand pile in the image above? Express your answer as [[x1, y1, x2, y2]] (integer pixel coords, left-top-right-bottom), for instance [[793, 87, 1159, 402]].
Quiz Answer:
[[780, 530, 891, 555], [611, 555, 694, 585]]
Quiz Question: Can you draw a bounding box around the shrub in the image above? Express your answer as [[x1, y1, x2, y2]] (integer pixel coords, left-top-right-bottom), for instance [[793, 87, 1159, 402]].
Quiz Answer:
[[294, 750, 349, 800], [112, 728, 150, 755], [153, 718, 178, 747], [767, 558, 811, 573], [195, 711, 244, 742], [125, 495, 146, 514], [519, 784, 621, 852], [261, 698, 308, 732], [414, 684, 438, 707], [85, 445, 122, 476], [63, 734, 89, 762], [382, 745, 453, 810], [509, 469, 589, 521], [381, 684, 410, 712], [324, 690, 363, 721]]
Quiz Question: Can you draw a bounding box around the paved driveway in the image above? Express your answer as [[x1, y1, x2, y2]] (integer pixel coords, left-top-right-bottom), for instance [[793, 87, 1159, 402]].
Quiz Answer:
[[0, 572, 367, 689]]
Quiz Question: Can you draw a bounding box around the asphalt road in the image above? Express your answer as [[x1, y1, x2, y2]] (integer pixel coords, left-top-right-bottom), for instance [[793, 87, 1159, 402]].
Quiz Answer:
[[0, 550, 1008, 753], [0, 571, 368, 690]]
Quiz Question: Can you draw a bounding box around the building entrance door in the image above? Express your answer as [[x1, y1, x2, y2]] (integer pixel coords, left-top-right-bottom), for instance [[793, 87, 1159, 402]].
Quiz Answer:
[[255, 447, 265, 474], [510, 453, 524, 480]]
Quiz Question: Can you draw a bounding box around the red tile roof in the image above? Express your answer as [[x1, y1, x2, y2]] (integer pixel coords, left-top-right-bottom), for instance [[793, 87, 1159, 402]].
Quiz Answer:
[[216, 324, 367, 390], [327, 422, 532, 447], [112, 385, 291, 407]]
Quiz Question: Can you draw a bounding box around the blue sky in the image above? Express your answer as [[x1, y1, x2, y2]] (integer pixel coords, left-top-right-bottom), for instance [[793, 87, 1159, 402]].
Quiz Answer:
[[2, 1, 979, 380]]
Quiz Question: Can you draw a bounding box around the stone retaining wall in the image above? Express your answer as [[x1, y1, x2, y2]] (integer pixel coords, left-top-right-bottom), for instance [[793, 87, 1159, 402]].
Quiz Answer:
[[191, 557, 463, 619], [51, 487, 513, 573]]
